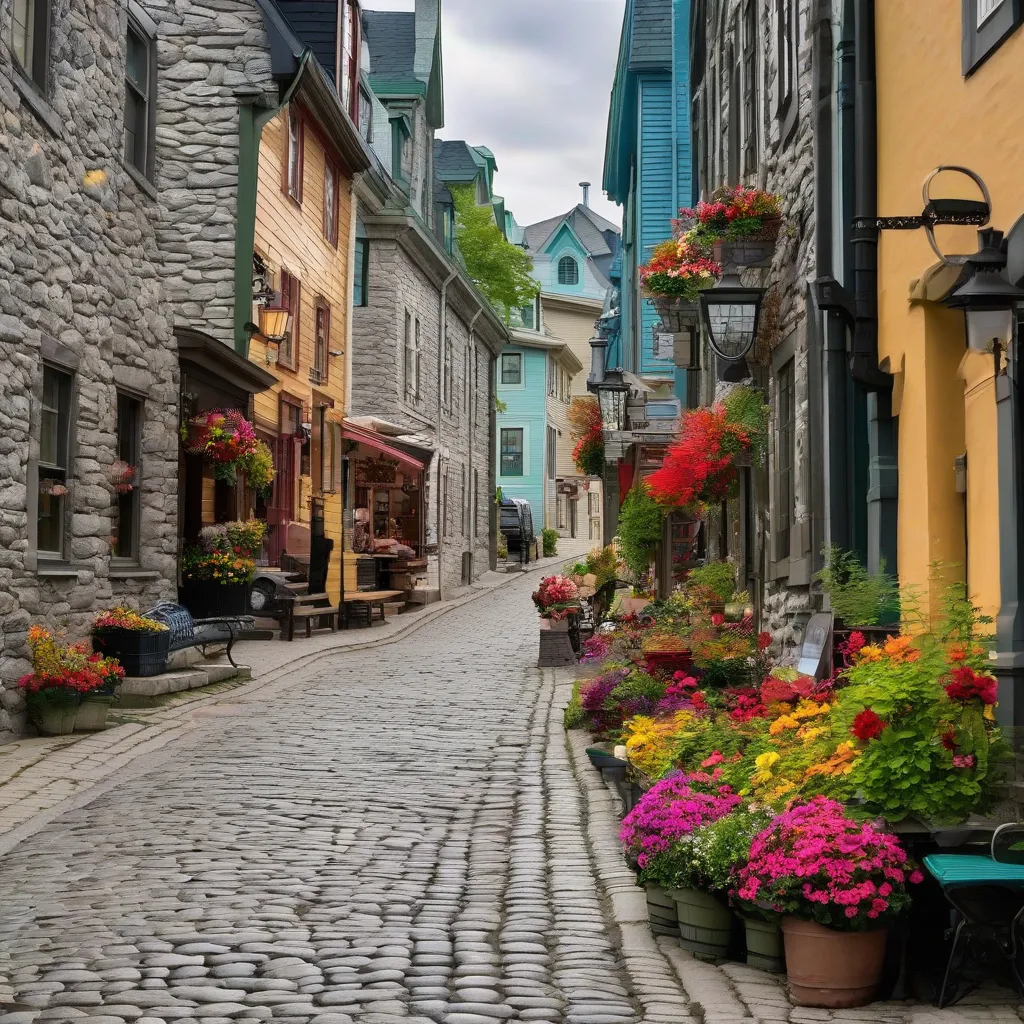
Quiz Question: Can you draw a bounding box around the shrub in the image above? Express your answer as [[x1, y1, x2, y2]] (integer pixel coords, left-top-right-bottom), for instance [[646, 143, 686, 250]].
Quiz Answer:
[[817, 546, 899, 626], [542, 528, 559, 557], [685, 561, 736, 604], [618, 485, 665, 578]]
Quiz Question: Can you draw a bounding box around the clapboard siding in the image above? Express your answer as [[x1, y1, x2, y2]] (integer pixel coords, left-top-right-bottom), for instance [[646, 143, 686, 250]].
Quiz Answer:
[[673, 0, 694, 210], [637, 75, 675, 376], [251, 102, 354, 600]]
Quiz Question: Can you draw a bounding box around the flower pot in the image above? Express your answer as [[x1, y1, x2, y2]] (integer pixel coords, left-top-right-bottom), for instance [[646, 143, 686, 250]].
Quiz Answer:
[[539, 617, 570, 632], [714, 237, 778, 269], [33, 697, 81, 736], [743, 916, 784, 973], [646, 885, 681, 938], [651, 296, 701, 333], [538, 629, 576, 668], [74, 695, 114, 732], [92, 629, 170, 678], [671, 887, 734, 960], [180, 580, 249, 619], [782, 918, 888, 1008]]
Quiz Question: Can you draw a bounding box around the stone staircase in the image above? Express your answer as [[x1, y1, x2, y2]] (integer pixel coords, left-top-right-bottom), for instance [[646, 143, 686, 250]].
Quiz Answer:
[[117, 647, 250, 705]]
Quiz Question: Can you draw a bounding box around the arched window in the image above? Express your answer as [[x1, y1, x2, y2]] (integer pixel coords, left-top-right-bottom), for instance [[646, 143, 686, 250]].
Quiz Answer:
[[557, 255, 579, 286]]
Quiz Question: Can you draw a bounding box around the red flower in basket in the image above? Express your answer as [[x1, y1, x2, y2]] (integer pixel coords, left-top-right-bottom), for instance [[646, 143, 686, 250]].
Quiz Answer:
[[851, 708, 887, 743]]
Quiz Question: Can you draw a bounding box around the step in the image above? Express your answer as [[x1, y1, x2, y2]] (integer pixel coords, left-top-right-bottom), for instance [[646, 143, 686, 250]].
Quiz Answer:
[[405, 588, 441, 606], [117, 660, 248, 704]]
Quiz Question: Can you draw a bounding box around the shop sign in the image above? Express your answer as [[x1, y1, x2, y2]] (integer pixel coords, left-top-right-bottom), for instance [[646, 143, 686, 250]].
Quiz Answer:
[[355, 457, 399, 486]]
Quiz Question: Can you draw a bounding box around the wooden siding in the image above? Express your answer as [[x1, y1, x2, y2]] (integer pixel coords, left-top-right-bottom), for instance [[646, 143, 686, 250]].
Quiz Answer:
[[251, 104, 355, 600], [637, 74, 675, 376], [495, 347, 547, 527]]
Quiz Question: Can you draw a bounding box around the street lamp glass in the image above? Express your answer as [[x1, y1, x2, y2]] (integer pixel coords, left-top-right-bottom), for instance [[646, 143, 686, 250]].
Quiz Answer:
[[700, 283, 764, 362], [965, 308, 1014, 353], [258, 305, 291, 343], [598, 386, 627, 433]]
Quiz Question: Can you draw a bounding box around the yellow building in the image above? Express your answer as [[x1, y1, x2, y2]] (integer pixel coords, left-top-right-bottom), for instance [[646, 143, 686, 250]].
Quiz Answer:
[[248, 69, 370, 601], [875, 3, 1024, 619]]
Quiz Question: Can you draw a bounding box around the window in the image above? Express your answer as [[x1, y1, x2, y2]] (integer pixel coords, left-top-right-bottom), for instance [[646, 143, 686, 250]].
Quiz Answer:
[[37, 365, 73, 557], [742, 0, 759, 177], [500, 428, 524, 476], [520, 304, 535, 330], [546, 426, 557, 480], [473, 469, 479, 539], [340, 0, 360, 118], [442, 466, 450, 538], [354, 237, 368, 307], [501, 352, 522, 385], [557, 255, 579, 286], [775, 0, 797, 141], [963, 0, 1023, 73], [460, 463, 466, 537], [774, 359, 795, 564], [278, 270, 299, 369], [285, 105, 304, 202], [124, 15, 156, 179], [323, 163, 339, 246], [11, 0, 49, 92], [547, 357, 556, 397], [727, 38, 741, 185], [443, 331, 453, 410], [475, 175, 488, 205], [404, 311, 421, 399], [312, 300, 330, 383], [358, 87, 373, 143], [111, 393, 142, 561], [474, 348, 480, 420]]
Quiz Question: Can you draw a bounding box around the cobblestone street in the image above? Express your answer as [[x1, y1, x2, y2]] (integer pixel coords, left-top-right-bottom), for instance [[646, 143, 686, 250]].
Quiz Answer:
[[0, 576, 1019, 1024]]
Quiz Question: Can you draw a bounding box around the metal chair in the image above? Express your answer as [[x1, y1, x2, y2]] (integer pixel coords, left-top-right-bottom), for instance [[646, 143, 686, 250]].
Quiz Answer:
[[923, 823, 1024, 1007]]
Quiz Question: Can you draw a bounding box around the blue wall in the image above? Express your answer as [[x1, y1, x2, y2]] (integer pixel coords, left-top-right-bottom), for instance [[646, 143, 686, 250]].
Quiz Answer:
[[496, 346, 547, 526]]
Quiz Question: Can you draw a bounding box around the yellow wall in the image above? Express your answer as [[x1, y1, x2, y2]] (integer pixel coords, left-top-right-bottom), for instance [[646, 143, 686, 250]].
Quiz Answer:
[[875, 4, 1024, 619], [250, 102, 354, 600]]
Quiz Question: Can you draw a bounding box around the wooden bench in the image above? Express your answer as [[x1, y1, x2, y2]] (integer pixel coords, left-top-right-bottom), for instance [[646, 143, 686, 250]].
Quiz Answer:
[[343, 590, 404, 628], [146, 602, 273, 667], [286, 592, 340, 641]]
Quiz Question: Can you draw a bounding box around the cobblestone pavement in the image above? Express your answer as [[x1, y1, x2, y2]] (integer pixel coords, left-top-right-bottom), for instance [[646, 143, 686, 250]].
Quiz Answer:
[[0, 573, 1019, 1024]]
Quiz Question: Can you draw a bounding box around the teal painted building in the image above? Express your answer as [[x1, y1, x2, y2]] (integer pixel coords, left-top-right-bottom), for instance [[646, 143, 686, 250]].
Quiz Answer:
[[603, 0, 693, 392], [496, 343, 548, 524]]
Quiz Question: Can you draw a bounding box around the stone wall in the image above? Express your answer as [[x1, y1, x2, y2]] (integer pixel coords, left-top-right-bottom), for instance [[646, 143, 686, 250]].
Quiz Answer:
[[0, 0, 182, 739], [143, 0, 276, 345], [696, 0, 818, 654]]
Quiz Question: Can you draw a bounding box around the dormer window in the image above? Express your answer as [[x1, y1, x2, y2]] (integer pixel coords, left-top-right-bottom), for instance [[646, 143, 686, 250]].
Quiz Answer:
[[339, 0, 361, 120], [558, 256, 579, 286]]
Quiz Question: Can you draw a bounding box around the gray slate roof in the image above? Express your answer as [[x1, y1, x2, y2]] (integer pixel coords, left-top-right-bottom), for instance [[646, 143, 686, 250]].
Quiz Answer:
[[363, 10, 416, 78], [523, 205, 621, 259], [434, 140, 482, 184], [629, 0, 672, 70]]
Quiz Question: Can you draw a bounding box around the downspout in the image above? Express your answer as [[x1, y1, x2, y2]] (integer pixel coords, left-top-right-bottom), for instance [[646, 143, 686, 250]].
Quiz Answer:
[[811, 0, 839, 569], [436, 266, 459, 595], [233, 51, 311, 356], [851, 0, 898, 576], [468, 306, 484, 579]]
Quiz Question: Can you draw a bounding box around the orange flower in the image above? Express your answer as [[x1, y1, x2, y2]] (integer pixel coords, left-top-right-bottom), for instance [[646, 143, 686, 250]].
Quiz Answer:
[[806, 741, 859, 779]]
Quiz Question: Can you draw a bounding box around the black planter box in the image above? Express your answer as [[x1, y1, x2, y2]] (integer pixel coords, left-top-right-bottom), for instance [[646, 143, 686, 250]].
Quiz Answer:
[[180, 580, 249, 620], [92, 629, 170, 678]]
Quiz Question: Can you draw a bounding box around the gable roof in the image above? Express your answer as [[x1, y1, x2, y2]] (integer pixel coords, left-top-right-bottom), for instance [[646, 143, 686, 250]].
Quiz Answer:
[[523, 204, 621, 259], [434, 139, 484, 184], [363, 10, 417, 78], [272, 0, 338, 79]]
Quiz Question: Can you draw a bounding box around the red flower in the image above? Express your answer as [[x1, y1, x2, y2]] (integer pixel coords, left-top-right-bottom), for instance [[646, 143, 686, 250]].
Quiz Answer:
[[690, 691, 708, 711], [757, 631, 772, 651], [940, 730, 958, 751], [851, 708, 887, 743], [701, 751, 724, 768], [711, 613, 725, 627], [945, 667, 998, 706]]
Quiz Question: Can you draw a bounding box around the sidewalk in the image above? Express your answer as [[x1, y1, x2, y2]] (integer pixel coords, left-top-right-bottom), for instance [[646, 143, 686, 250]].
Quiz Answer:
[[0, 539, 589, 850]]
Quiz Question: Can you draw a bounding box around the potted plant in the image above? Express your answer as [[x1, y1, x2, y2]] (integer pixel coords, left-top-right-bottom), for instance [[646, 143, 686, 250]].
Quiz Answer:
[[541, 528, 559, 558], [639, 238, 722, 333], [180, 520, 265, 617], [621, 772, 741, 958], [734, 797, 921, 1008], [681, 186, 784, 268], [569, 398, 605, 477], [92, 607, 171, 677], [531, 575, 580, 631], [18, 627, 108, 735], [74, 653, 125, 731], [181, 409, 263, 487], [818, 547, 900, 655]]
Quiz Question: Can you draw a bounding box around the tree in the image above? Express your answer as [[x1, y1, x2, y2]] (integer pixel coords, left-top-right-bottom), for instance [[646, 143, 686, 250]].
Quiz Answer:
[[451, 185, 539, 318]]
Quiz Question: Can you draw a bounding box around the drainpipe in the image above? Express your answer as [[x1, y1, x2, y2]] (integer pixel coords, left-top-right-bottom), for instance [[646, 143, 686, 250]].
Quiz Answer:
[[436, 267, 459, 595], [810, 0, 833, 576], [851, 0, 898, 576], [468, 306, 484, 580], [233, 52, 309, 356]]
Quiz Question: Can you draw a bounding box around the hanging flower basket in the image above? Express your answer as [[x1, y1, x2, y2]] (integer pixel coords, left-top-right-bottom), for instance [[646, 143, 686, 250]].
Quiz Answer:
[[182, 409, 260, 486], [108, 460, 137, 494], [651, 296, 701, 333], [714, 234, 779, 269]]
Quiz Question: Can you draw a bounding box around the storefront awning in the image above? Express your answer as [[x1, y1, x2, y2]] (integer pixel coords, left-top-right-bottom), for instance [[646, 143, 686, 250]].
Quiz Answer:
[[343, 421, 424, 472]]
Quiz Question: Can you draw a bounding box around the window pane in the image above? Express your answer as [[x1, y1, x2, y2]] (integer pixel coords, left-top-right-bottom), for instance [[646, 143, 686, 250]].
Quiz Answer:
[[354, 239, 366, 306], [978, 0, 1006, 26], [323, 165, 336, 241], [37, 486, 64, 555], [501, 353, 521, 385], [558, 256, 579, 286], [776, 361, 795, 559], [40, 366, 69, 467], [288, 111, 301, 197], [127, 27, 148, 93], [500, 428, 524, 476], [113, 394, 141, 559], [12, 0, 32, 71]]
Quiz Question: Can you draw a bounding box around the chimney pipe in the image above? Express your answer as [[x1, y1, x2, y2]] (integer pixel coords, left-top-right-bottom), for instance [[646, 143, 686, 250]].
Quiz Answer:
[[579, 181, 591, 208]]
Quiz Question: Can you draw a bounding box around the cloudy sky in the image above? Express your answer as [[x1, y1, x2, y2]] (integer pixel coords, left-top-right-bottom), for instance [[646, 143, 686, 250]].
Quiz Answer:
[[364, 0, 626, 231]]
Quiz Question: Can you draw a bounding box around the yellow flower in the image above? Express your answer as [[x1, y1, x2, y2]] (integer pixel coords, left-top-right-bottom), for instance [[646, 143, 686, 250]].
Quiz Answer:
[[769, 714, 799, 736], [984, 704, 996, 722], [858, 645, 883, 662]]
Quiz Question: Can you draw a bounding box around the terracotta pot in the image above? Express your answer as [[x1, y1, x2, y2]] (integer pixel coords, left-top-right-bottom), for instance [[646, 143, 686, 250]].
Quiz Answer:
[[782, 918, 888, 1008], [671, 887, 733, 960]]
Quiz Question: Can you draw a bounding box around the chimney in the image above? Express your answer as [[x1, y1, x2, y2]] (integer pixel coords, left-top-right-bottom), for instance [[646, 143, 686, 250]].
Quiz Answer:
[[579, 181, 591, 208]]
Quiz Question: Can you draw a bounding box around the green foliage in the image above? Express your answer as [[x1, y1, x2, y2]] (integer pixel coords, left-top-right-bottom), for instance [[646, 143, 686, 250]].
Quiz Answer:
[[497, 533, 509, 560], [608, 672, 665, 709], [542, 529, 559, 557], [451, 185, 539, 317], [722, 385, 769, 465], [564, 681, 585, 730], [584, 545, 619, 588], [618, 486, 665, 578], [685, 561, 736, 604], [817, 546, 899, 626], [495, 397, 508, 414]]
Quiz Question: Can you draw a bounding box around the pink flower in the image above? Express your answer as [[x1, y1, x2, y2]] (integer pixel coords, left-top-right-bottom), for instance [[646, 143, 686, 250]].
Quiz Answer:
[[909, 870, 924, 885]]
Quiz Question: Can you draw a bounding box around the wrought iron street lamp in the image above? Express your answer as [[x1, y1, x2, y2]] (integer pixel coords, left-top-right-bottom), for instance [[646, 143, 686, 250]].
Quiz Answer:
[[595, 371, 629, 434], [699, 272, 765, 363], [257, 301, 291, 343], [945, 229, 1024, 354]]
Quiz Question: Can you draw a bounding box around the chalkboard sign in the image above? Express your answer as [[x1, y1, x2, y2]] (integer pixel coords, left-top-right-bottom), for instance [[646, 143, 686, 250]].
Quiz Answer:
[[797, 612, 834, 679]]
